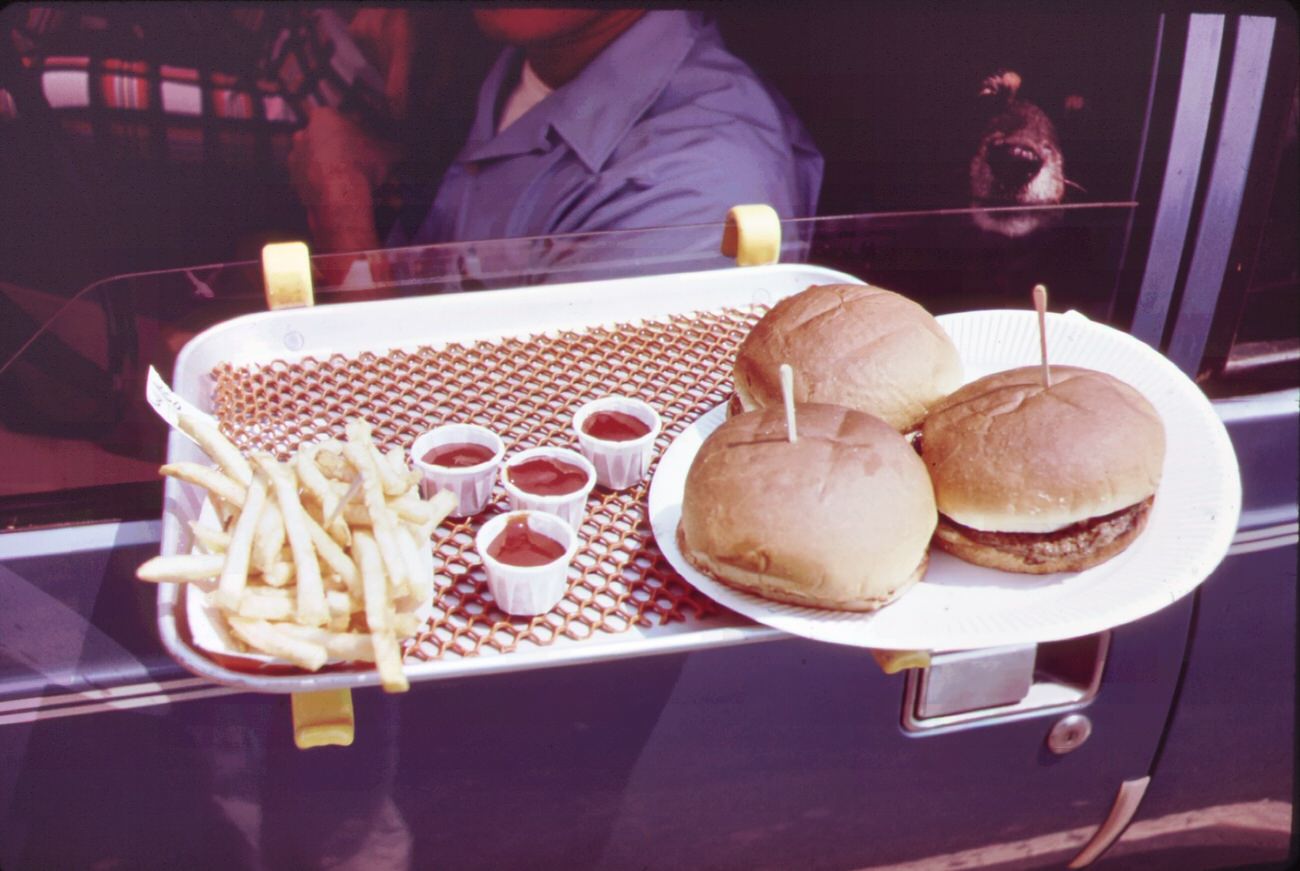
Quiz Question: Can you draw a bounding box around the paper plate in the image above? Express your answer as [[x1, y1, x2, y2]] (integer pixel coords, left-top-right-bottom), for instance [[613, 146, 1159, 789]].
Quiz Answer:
[[647, 310, 1242, 651]]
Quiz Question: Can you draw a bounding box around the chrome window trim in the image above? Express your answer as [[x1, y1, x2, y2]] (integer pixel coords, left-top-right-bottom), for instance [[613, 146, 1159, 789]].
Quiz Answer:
[[0, 519, 161, 559], [1211, 386, 1299, 423], [1131, 13, 1226, 349], [1167, 15, 1279, 374]]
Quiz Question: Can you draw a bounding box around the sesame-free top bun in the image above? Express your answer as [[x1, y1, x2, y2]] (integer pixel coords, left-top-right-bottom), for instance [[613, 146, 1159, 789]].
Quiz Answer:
[[921, 366, 1165, 533], [919, 366, 1165, 574], [733, 284, 963, 432], [677, 403, 937, 611]]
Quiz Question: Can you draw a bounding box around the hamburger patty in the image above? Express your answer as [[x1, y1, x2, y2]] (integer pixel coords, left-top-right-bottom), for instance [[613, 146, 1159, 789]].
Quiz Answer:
[[935, 497, 1154, 568]]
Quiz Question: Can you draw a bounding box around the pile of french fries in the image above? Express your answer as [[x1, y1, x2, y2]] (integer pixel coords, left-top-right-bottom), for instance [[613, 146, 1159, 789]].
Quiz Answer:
[[136, 414, 457, 693]]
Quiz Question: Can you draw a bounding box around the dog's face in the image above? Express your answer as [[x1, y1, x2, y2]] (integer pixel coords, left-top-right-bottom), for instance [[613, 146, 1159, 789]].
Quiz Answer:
[[969, 72, 1066, 237]]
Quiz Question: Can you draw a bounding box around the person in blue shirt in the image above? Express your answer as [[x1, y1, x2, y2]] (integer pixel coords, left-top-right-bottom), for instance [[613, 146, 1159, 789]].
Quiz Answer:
[[288, 8, 823, 262]]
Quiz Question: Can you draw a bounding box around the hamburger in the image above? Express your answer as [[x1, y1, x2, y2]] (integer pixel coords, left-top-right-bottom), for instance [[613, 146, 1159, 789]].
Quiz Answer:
[[732, 284, 963, 432], [918, 365, 1165, 574], [677, 403, 937, 611]]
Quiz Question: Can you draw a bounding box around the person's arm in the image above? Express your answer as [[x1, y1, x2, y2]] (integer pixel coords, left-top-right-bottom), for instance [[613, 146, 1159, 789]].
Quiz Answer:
[[286, 10, 415, 265], [288, 107, 398, 257]]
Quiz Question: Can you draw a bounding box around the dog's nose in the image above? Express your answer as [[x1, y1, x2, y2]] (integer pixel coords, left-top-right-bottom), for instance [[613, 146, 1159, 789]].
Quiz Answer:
[[987, 141, 1044, 185]]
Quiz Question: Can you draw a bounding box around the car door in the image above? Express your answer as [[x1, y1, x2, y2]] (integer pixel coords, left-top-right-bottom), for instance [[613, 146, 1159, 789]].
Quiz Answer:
[[2, 6, 1293, 871]]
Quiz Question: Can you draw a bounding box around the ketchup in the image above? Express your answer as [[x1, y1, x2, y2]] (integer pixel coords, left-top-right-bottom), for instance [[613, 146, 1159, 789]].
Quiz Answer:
[[488, 516, 566, 567], [507, 456, 588, 495], [423, 442, 495, 468], [582, 410, 651, 442]]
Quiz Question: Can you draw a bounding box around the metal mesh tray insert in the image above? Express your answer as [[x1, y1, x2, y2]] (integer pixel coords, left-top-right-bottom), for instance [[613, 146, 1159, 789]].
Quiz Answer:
[[210, 304, 766, 663]]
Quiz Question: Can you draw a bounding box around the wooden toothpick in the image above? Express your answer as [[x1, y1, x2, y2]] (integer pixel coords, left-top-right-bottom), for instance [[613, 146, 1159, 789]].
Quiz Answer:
[[1032, 284, 1052, 388], [779, 363, 798, 443]]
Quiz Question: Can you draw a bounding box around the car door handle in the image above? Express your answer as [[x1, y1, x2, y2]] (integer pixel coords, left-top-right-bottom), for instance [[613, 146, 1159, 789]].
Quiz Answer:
[[902, 632, 1110, 733]]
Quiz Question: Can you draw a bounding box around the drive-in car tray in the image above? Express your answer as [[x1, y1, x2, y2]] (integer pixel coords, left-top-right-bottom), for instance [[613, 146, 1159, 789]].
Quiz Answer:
[[155, 263, 1239, 693]]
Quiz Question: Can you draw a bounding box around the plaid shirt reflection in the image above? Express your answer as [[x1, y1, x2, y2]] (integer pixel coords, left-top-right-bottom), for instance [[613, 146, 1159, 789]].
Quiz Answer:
[[1, 5, 390, 167]]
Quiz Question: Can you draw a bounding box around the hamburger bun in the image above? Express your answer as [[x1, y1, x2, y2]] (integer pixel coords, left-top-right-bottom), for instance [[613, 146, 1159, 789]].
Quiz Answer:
[[734, 284, 963, 432], [677, 403, 937, 610], [919, 365, 1165, 573]]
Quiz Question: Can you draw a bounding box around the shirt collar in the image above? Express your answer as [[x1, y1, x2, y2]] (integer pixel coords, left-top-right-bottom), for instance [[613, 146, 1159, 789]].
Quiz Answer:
[[459, 11, 702, 172]]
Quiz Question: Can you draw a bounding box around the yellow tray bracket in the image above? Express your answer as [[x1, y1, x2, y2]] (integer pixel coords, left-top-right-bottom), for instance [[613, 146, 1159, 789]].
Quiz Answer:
[[291, 689, 356, 749], [261, 241, 316, 310], [722, 204, 782, 267], [870, 649, 933, 674]]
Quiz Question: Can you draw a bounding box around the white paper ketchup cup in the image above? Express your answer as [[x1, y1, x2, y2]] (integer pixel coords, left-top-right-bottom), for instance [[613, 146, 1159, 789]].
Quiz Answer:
[[500, 446, 597, 531], [410, 424, 504, 517], [475, 510, 578, 616], [572, 396, 662, 490]]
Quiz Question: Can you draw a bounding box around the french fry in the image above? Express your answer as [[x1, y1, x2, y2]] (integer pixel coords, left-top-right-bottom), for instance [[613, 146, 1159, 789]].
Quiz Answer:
[[189, 522, 230, 554], [251, 502, 286, 578], [236, 587, 295, 620], [340, 504, 375, 527], [161, 463, 246, 507], [326, 589, 355, 616], [425, 489, 459, 530], [393, 612, 424, 639], [395, 523, 428, 601], [327, 473, 364, 529], [302, 510, 359, 592], [371, 632, 409, 693], [143, 408, 464, 686], [178, 410, 252, 487], [371, 443, 412, 496], [236, 587, 354, 621], [328, 474, 363, 511], [379, 489, 458, 528], [399, 525, 434, 604], [262, 561, 294, 587], [273, 624, 377, 662], [346, 419, 409, 497], [353, 531, 390, 631], [389, 493, 436, 526], [384, 447, 422, 491], [254, 454, 329, 628], [214, 472, 268, 610], [136, 553, 226, 583], [297, 443, 351, 546], [227, 616, 328, 671], [313, 440, 350, 479], [353, 530, 408, 692], [343, 430, 408, 594], [321, 571, 347, 593]]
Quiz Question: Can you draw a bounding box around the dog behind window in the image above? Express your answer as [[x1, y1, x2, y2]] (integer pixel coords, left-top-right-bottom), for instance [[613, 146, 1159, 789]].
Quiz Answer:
[[969, 70, 1071, 237]]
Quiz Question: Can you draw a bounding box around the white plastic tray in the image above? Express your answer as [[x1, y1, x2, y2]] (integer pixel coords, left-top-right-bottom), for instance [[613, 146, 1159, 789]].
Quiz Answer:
[[155, 264, 859, 692], [648, 310, 1242, 651]]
